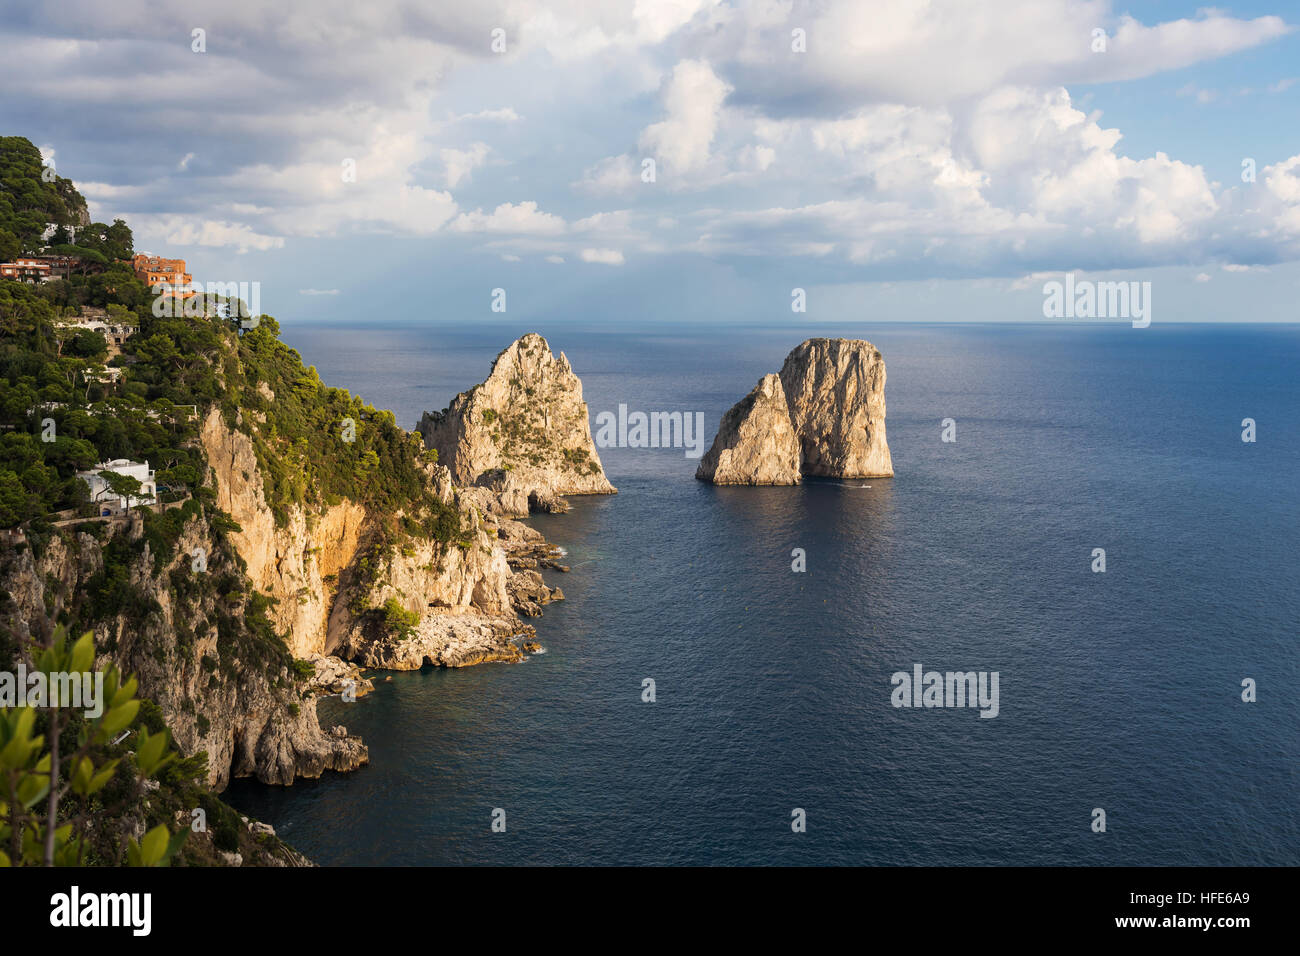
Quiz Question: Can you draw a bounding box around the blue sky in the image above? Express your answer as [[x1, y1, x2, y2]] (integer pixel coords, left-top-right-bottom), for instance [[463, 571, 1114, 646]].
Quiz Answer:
[[3, 0, 1298, 326]]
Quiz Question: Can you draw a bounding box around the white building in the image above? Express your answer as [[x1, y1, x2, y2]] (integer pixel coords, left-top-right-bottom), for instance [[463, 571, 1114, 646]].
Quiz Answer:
[[60, 318, 136, 346], [40, 222, 77, 244], [57, 308, 137, 346], [85, 366, 123, 385], [77, 459, 156, 516]]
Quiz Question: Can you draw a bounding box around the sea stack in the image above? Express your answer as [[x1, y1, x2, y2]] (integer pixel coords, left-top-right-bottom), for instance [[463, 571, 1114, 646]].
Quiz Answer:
[[696, 338, 893, 485], [693, 373, 802, 485], [418, 333, 615, 513]]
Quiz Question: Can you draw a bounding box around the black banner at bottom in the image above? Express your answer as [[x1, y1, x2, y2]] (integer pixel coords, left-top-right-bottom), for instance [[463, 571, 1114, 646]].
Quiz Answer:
[[6, 865, 1282, 943]]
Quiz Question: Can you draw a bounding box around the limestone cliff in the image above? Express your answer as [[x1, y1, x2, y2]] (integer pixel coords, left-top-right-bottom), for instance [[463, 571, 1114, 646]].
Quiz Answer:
[[694, 374, 802, 485], [1, 337, 587, 794], [200, 404, 544, 684], [417, 333, 615, 513], [697, 338, 893, 484], [0, 512, 367, 790], [202, 408, 366, 659]]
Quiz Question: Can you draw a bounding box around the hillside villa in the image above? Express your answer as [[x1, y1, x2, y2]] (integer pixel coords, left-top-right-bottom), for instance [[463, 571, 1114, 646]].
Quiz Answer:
[[57, 306, 137, 347], [77, 459, 156, 516]]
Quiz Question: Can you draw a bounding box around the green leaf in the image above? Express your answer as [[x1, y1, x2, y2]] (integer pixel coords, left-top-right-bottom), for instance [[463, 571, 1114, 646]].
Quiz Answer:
[[162, 828, 189, 866], [0, 710, 36, 768], [136, 728, 167, 776], [110, 675, 138, 709], [69, 632, 95, 674], [70, 756, 93, 796], [16, 772, 50, 811], [87, 760, 120, 795], [99, 699, 139, 737], [139, 824, 169, 866]]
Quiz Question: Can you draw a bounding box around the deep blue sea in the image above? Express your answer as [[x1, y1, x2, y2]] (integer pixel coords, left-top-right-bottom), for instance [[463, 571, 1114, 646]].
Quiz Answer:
[[226, 322, 1300, 866]]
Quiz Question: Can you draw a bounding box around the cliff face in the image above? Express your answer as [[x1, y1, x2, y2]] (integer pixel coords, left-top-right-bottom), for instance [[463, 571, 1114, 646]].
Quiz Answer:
[[341, 610, 530, 670], [202, 408, 366, 659], [694, 374, 802, 485], [200, 404, 533, 672], [0, 514, 367, 790], [697, 338, 893, 485], [1, 337, 588, 794], [417, 333, 615, 511]]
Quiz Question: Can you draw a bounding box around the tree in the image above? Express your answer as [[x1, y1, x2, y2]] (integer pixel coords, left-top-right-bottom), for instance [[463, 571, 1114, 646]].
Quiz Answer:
[[64, 328, 107, 360], [103, 219, 133, 260], [0, 228, 19, 262], [382, 598, 419, 639], [0, 471, 29, 527], [99, 470, 144, 507]]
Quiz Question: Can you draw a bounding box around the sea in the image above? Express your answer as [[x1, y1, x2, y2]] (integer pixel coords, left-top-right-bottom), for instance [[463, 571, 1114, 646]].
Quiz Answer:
[[225, 321, 1300, 866]]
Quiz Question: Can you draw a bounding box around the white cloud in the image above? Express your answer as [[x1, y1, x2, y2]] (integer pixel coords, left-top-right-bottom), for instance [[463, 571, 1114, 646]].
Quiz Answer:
[[129, 215, 285, 254], [450, 201, 566, 234], [638, 59, 731, 175], [441, 142, 491, 187], [450, 107, 522, 123], [4, 0, 1297, 278], [579, 247, 625, 264], [575, 154, 641, 194], [700, 2, 1290, 108]]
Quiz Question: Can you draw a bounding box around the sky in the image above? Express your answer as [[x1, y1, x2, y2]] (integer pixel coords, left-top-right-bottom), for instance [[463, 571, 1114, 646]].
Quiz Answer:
[[2, 0, 1299, 326]]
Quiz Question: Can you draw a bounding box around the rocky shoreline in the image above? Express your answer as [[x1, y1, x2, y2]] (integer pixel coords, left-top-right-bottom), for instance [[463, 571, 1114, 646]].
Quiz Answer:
[[318, 334, 610, 681]]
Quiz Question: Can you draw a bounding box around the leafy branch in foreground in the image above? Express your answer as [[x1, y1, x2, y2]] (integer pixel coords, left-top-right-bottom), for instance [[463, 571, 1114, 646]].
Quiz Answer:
[[0, 626, 186, 866]]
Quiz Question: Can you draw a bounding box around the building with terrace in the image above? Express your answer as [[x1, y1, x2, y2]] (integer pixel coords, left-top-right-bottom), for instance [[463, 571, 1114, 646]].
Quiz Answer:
[[0, 258, 53, 282], [77, 459, 156, 516], [131, 253, 197, 299]]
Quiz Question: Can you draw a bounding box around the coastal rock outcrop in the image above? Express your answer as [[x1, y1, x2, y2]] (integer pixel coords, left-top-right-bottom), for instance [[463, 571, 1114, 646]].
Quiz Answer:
[[697, 338, 893, 485], [417, 333, 615, 512], [779, 338, 892, 479], [339, 610, 532, 670], [693, 374, 802, 485], [0, 512, 368, 790], [3, 338, 590, 792], [201, 375, 575, 688], [202, 407, 519, 661]]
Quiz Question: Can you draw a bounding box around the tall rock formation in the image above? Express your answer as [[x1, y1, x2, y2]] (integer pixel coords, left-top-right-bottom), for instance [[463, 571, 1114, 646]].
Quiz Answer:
[[693, 374, 802, 485], [697, 338, 893, 485], [417, 333, 615, 513], [778, 338, 892, 479]]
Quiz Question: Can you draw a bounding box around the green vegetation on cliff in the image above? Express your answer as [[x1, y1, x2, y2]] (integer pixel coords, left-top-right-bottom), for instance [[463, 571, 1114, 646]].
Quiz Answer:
[[1, 177, 459, 544], [222, 317, 461, 542], [0, 135, 461, 865]]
